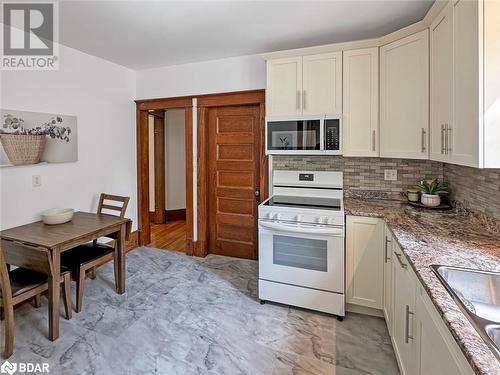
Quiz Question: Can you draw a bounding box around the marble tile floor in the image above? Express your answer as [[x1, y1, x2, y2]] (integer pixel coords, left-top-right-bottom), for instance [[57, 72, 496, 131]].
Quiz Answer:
[[2, 247, 400, 375]]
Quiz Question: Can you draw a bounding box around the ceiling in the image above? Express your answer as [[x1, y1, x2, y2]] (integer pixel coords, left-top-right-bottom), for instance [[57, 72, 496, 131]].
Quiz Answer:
[[59, 1, 434, 70]]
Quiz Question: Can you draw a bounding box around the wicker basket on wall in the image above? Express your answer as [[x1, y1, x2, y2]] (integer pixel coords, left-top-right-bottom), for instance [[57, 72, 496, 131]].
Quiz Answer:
[[0, 134, 47, 165]]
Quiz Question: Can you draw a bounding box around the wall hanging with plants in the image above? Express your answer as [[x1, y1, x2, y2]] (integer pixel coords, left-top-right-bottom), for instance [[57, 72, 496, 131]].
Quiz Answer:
[[0, 109, 78, 167]]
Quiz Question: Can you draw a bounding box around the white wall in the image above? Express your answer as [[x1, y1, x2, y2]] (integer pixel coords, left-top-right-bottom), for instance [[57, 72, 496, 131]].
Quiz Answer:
[[136, 54, 265, 99], [165, 109, 186, 210], [0, 44, 137, 230]]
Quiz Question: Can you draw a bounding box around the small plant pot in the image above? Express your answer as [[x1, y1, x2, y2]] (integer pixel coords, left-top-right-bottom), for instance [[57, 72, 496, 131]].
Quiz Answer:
[[421, 194, 441, 207]]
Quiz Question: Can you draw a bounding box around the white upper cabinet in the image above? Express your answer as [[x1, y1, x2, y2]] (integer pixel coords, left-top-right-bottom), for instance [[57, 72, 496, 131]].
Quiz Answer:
[[430, 0, 500, 168], [266, 52, 342, 116], [380, 30, 429, 160], [303, 52, 342, 115], [342, 48, 379, 157], [430, 3, 453, 162], [266, 57, 302, 116]]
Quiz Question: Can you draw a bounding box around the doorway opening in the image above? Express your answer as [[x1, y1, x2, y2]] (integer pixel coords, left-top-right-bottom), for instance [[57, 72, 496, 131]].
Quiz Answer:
[[148, 109, 187, 252]]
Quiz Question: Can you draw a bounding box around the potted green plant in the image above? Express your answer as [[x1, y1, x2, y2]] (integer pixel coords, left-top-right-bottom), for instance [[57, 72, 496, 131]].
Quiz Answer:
[[417, 179, 449, 207], [0, 114, 71, 166]]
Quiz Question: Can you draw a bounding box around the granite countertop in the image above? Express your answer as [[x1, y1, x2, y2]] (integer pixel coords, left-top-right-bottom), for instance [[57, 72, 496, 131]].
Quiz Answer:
[[344, 197, 500, 375]]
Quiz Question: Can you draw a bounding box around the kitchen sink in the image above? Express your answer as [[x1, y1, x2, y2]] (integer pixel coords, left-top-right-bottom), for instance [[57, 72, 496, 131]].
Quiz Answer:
[[431, 265, 500, 360]]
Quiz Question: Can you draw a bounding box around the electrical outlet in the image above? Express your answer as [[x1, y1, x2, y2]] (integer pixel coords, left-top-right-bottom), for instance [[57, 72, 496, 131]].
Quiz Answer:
[[32, 175, 42, 187], [384, 169, 397, 181]]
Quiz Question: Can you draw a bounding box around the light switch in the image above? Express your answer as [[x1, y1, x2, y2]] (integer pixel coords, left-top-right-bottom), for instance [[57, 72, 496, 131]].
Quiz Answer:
[[384, 169, 397, 181], [32, 175, 42, 187]]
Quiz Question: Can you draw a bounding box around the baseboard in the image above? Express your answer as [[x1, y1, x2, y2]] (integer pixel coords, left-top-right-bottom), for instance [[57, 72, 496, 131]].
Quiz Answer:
[[165, 208, 186, 221], [346, 303, 384, 317], [126, 230, 139, 252]]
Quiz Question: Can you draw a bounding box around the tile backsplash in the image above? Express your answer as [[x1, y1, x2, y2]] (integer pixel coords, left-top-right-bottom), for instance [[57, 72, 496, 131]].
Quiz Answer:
[[272, 156, 443, 198], [271, 156, 500, 221], [444, 164, 500, 220]]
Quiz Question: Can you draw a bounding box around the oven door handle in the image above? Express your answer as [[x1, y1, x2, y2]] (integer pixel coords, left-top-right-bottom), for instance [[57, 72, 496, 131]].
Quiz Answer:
[[259, 220, 344, 236]]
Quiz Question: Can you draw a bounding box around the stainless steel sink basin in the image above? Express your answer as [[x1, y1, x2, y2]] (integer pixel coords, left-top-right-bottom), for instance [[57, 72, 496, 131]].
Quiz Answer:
[[431, 265, 500, 360]]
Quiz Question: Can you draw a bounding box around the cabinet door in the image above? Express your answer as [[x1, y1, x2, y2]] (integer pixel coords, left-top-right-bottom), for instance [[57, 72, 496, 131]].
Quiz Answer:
[[343, 48, 379, 156], [383, 226, 393, 335], [415, 287, 474, 375], [346, 216, 384, 309], [266, 57, 302, 116], [451, 0, 480, 167], [392, 244, 416, 375], [302, 52, 342, 114], [380, 30, 429, 159], [430, 3, 453, 162]]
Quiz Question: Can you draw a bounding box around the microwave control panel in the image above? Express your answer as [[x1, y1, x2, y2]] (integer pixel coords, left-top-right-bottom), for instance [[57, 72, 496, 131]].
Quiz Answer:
[[324, 120, 340, 151]]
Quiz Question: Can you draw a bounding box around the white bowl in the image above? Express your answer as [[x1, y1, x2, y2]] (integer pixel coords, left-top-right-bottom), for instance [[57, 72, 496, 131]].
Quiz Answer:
[[41, 208, 74, 225]]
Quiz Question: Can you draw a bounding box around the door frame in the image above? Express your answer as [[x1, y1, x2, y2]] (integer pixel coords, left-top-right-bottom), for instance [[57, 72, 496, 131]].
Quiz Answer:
[[135, 89, 267, 257]]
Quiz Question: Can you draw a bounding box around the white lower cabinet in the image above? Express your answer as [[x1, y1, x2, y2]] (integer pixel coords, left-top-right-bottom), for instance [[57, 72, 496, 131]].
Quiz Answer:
[[415, 285, 475, 375], [346, 216, 384, 310], [392, 242, 416, 375], [347, 217, 474, 375], [383, 225, 393, 335]]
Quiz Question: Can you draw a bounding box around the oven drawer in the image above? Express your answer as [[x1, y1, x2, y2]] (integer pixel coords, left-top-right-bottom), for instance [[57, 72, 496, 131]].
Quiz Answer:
[[258, 221, 345, 293], [259, 279, 345, 316]]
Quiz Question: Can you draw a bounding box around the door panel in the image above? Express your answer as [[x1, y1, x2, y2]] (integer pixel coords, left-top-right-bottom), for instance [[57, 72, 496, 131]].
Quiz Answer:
[[208, 105, 260, 259]]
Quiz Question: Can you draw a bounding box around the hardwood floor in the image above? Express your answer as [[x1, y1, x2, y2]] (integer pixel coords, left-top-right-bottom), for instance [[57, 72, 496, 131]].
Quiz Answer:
[[150, 220, 186, 252]]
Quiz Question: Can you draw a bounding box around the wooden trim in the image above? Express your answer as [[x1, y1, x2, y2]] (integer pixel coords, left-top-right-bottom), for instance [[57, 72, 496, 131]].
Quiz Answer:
[[136, 109, 151, 246], [165, 209, 186, 221], [136, 96, 192, 111], [126, 230, 138, 252], [195, 107, 208, 257], [196, 89, 265, 107], [153, 114, 166, 224]]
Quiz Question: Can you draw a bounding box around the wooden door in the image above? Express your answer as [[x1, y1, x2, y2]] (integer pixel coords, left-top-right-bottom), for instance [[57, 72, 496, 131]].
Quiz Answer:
[[380, 30, 429, 160], [303, 52, 342, 114], [207, 105, 260, 259], [430, 3, 453, 162], [342, 48, 379, 156], [266, 57, 302, 116]]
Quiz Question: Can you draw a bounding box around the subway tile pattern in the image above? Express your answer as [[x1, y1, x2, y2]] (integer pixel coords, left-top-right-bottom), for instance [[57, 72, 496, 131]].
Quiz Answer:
[[272, 156, 444, 195], [444, 164, 500, 221]]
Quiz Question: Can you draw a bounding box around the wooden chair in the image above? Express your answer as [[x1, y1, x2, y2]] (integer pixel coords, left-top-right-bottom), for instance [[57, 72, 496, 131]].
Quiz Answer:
[[61, 194, 130, 313], [0, 240, 72, 359]]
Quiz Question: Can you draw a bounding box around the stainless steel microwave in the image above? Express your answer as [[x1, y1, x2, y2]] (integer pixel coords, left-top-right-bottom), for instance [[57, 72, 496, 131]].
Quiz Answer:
[[265, 115, 342, 155]]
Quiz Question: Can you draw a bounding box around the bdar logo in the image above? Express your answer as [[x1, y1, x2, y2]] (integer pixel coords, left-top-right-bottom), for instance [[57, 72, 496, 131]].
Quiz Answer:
[[0, 361, 17, 375]]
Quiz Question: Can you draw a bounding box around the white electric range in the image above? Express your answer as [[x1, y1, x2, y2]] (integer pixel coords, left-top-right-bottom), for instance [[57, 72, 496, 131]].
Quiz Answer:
[[258, 170, 345, 320]]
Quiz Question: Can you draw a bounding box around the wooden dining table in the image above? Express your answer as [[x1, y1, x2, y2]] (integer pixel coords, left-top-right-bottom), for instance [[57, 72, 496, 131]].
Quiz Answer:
[[0, 212, 131, 341]]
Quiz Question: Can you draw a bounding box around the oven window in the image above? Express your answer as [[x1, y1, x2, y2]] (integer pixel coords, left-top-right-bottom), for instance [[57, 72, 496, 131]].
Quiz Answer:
[[273, 235, 327, 272], [267, 120, 320, 150]]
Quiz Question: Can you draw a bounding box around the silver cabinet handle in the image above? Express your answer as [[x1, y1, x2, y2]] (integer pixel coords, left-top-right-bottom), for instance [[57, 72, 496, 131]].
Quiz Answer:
[[296, 91, 301, 110], [444, 124, 449, 154], [372, 130, 376, 152], [447, 126, 452, 153], [394, 252, 407, 269], [405, 305, 414, 343], [421, 128, 426, 153], [384, 235, 391, 263], [441, 124, 446, 154], [303, 90, 306, 110]]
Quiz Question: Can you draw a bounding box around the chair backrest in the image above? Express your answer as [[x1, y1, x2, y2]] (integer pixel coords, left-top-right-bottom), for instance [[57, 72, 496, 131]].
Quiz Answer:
[[97, 193, 130, 219], [0, 240, 52, 275]]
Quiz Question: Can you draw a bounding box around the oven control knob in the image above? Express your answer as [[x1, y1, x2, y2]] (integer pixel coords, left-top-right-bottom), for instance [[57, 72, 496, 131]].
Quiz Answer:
[[318, 216, 326, 224], [296, 214, 303, 222]]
